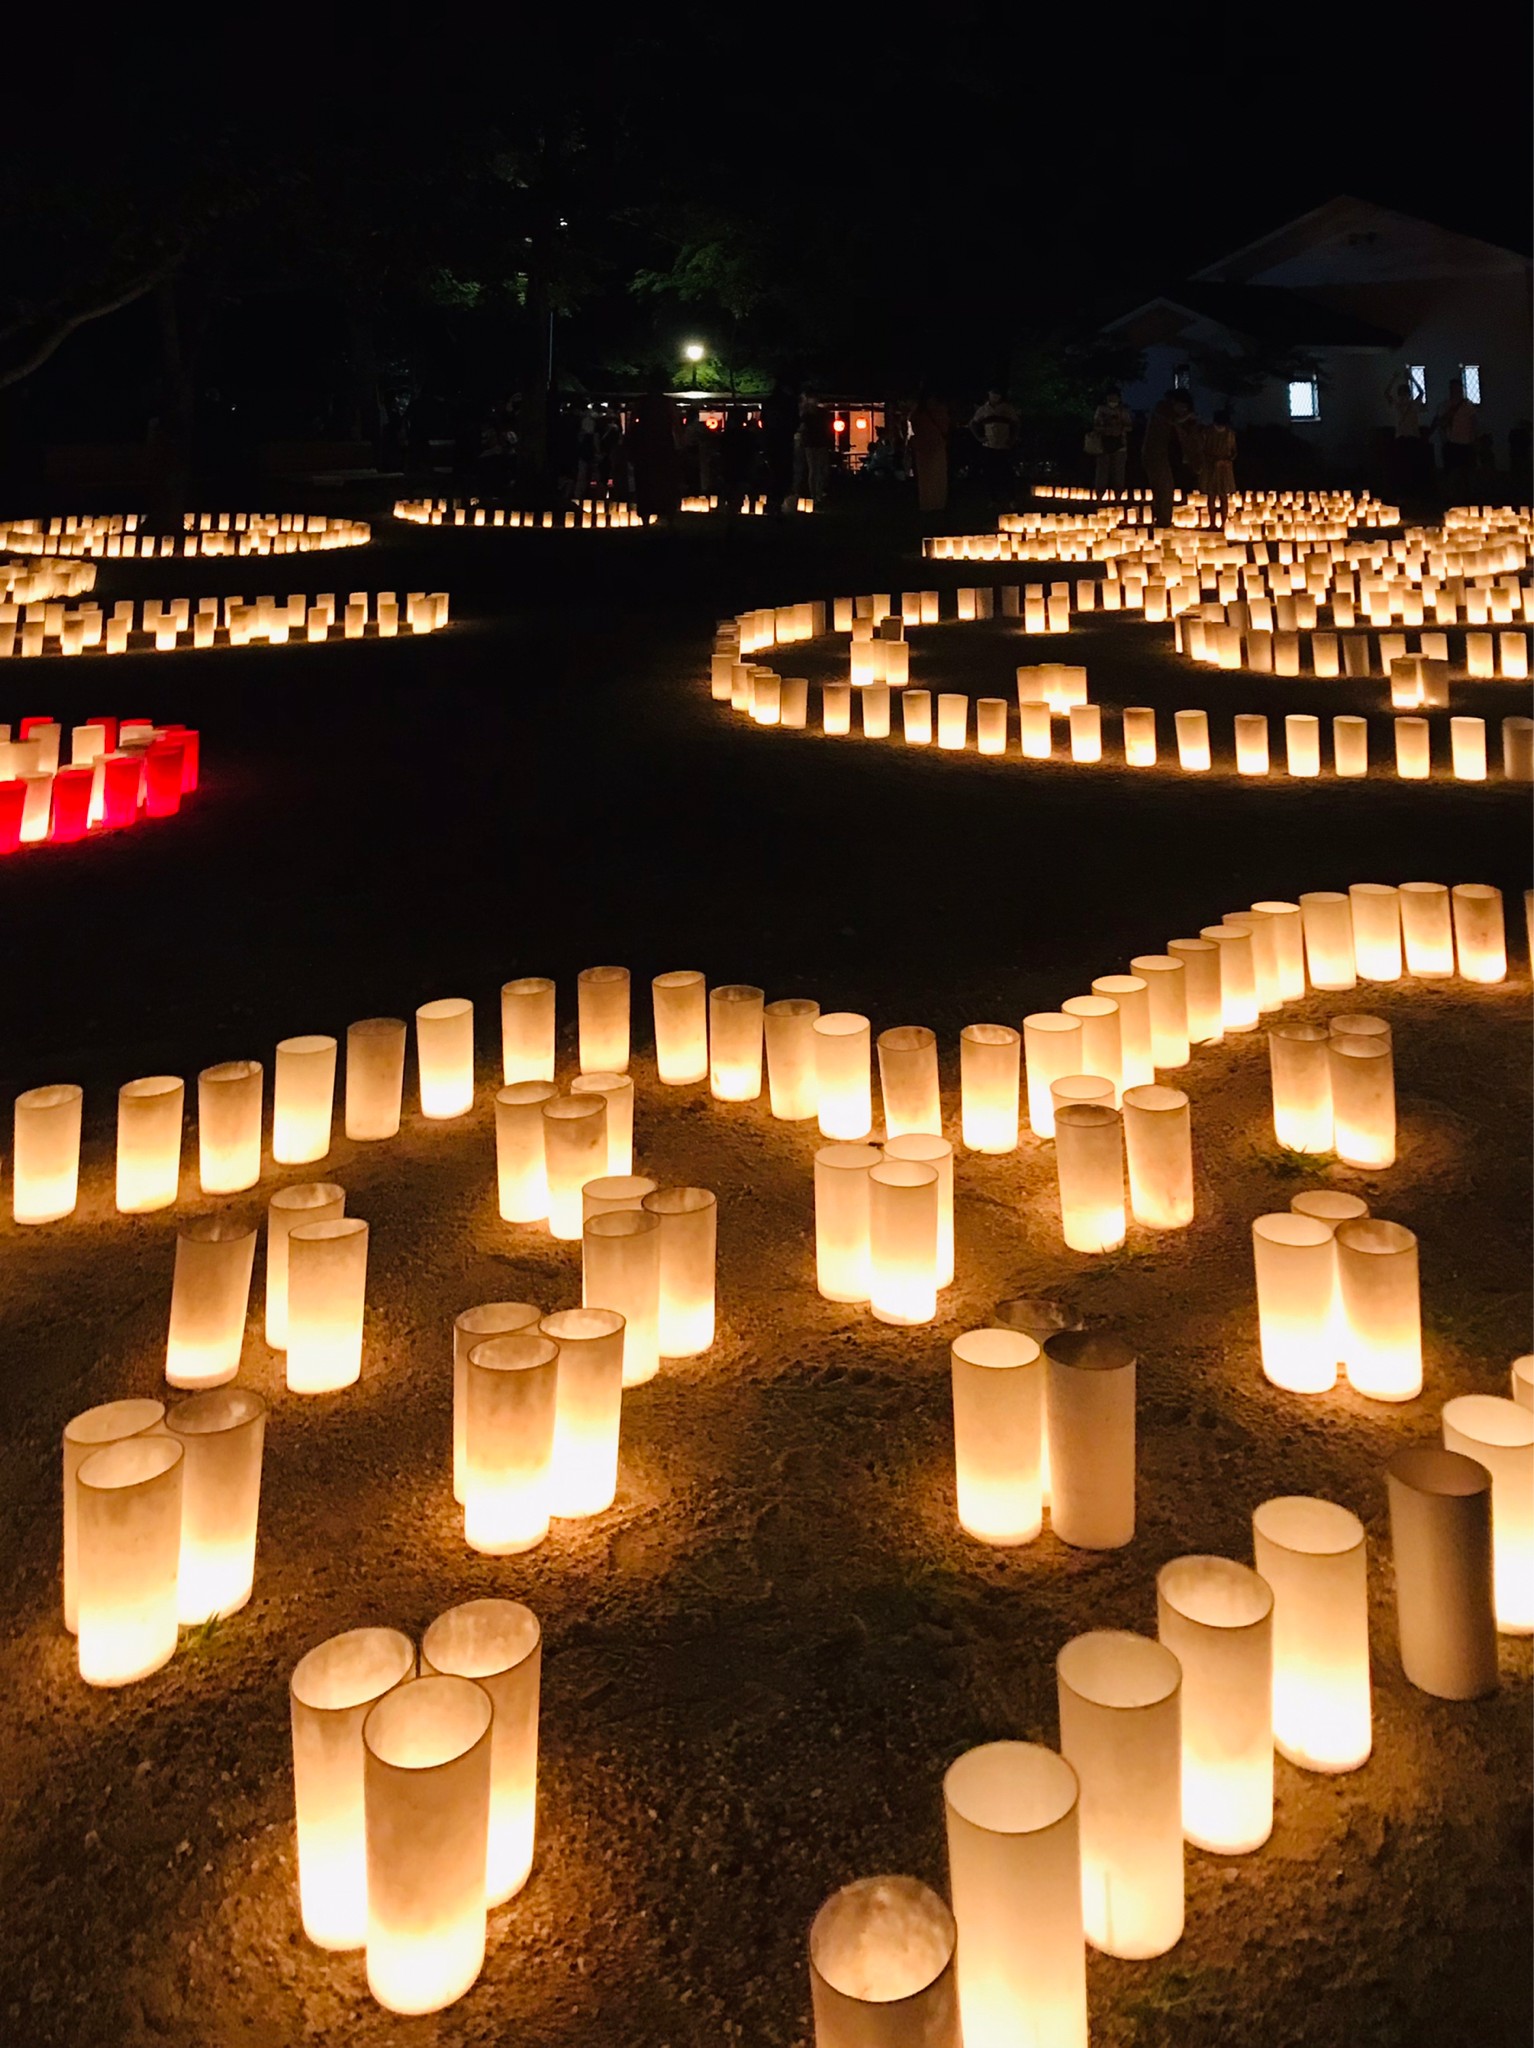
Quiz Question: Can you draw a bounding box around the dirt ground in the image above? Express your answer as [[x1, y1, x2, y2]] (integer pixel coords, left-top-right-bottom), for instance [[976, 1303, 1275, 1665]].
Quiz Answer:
[[0, 502, 1529, 2047]]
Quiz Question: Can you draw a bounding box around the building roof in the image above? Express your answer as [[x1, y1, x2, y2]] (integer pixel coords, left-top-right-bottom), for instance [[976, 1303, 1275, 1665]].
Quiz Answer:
[[1105, 284, 1400, 351], [1192, 194, 1532, 283]]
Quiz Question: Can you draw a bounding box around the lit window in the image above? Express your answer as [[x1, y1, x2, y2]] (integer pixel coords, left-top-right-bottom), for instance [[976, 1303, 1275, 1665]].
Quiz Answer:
[[1407, 365, 1426, 403], [1460, 364, 1481, 404], [1287, 379, 1320, 421]]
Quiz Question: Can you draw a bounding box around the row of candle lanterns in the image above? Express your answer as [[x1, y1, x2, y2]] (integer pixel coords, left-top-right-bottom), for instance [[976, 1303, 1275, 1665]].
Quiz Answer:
[[0, 554, 95, 603], [1, 588, 447, 658], [0, 511, 370, 558], [394, 498, 651, 530], [0, 713, 197, 852], [1181, 613, 1530, 679]]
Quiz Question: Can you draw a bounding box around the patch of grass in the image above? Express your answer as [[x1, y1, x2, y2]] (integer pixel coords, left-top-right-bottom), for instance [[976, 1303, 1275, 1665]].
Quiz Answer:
[[1118, 1966, 1212, 2035], [1255, 1144, 1333, 1180], [179, 1613, 226, 1655]]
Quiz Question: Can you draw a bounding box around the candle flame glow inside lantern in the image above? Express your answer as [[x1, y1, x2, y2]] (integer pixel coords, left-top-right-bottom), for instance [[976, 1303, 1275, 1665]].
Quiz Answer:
[[1385, 1448, 1498, 1700], [1053, 1101, 1125, 1253], [540, 1307, 625, 1518], [643, 1185, 717, 1356], [1298, 892, 1357, 992], [1121, 1084, 1193, 1229], [1023, 1013, 1084, 1137], [570, 1070, 635, 1175], [877, 1025, 940, 1138], [463, 1333, 558, 1552], [815, 1011, 873, 1139], [815, 1143, 880, 1302], [883, 1133, 954, 1289], [583, 1207, 661, 1386], [1347, 883, 1402, 982], [167, 1215, 257, 1387], [1336, 1218, 1420, 1402], [286, 1217, 369, 1394], [452, 1302, 540, 1504], [867, 1159, 938, 1324], [167, 1386, 267, 1625], [501, 976, 556, 1083], [1251, 1213, 1336, 1394], [1450, 716, 1487, 782], [75, 1437, 184, 1686], [415, 998, 474, 1119], [652, 970, 708, 1085], [1060, 994, 1121, 1099], [764, 997, 820, 1119], [960, 1023, 1020, 1152], [1398, 882, 1454, 977], [709, 984, 765, 1101], [1174, 708, 1211, 771], [273, 1035, 337, 1164], [62, 1398, 165, 1633], [1122, 706, 1157, 766], [1267, 1020, 1332, 1154], [266, 1182, 345, 1349], [1155, 1555, 1273, 1854], [495, 1081, 557, 1221], [345, 1018, 406, 1141], [1055, 1630, 1184, 1959], [951, 1329, 1043, 1544], [13, 1082, 83, 1222], [578, 964, 631, 1073], [1441, 1395, 1534, 1634], [1451, 883, 1506, 983], [362, 1675, 493, 2014], [1201, 925, 1258, 1033], [1252, 1496, 1371, 1772], [542, 1094, 607, 1240], [1092, 974, 1153, 1090], [1327, 1033, 1395, 1169], [198, 1059, 263, 1193], [808, 1876, 959, 2048], [422, 1600, 541, 1908], [115, 1075, 184, 1212], [1129, 955, 1190, 1069]]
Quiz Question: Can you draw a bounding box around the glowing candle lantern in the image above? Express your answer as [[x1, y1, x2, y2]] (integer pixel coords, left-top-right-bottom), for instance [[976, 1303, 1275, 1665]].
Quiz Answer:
[[976, 698, 1007, 753], [808, 1874, 959, 2048], [577, 965, 630, 1073], [1155, 1556, 1273, 1854], [13, 1082, 83, 1222], [415, 998, 474, 1118], [583, 1208, 661, 1386], [815, 1143, 881, 1301], [1093, 974, 1153, 1089], [1068, 704, 1101, 762], [959, 1023, 1020, 1151], [463, 1333, 559, 1552], [1023, 1012, 1084, 1136], [643, 1185, 717, 1355], [866, 1160, 938, 1324], [286, 1218, 369, 1394], [1268, 1021, 1332, 1153], [1174, 709, 1210, 770], [1234, 714, 1269, 775], [167, 1387, 267, 1624], [823, 683, 852, 735], [167, 1216, 257, 1387], [950, 1328, 1043, 1544], [198, 1059, 262, 1193], [1394, 715, 1430, 779], [1348, 883, 1401, 980], [1512, 1355, 1534, 1410], [782, 677, 809, 727], [1465, 631, 1494, 678], [1055, 1631, 1184, 1959], [1122, 706, 1157, 765], [764, 997, 821, 1119], [1450, 716, 1487, 781], [362, 1675, 493, 2014], [62, 1398, 165, 1632], [272, 1034, 337, 1165], [1121, 1084, 1192, 1228], [422, 1600, 541, 1907], [1043, 1331, 1135, 1547], [709, 984, 765, 1101], [453, 1302, 540, 1504], [1251, 1497, 1370, 1773], [568, 1069, 632, 1175], [937, 694, 968, 749], [266, 1183, 345, 1348], [652, 970, 708, 1084], [1061, 994, 1121, 1099], [943, 1742, 1087, 2048], [815, 1012, 872, 1139], [540, 1307, 625, 1517], [1201, 924, 1258, 1033], [902, 689, 932, 743], [1336, 1219, 1420, 1401], [1500, 630, 1530, 680], [75, 1437, 184, 1687], [1385, 1448, 1497, 1699], [877, 1025, 940, 1138], [884, 1132, 953, 1287], [1451, 883, 1506, 982], [493, 1081, 555, 1221], [1504, 717, 1534, 780], [115, 1074, 183, 1213], [501, 976, 556, 1083], [345, 1018, 406, 1140], [1398, 881, 1454, 977], [1129, 955, 1190, 1068], [1019, 700, 1051, 757], [1441, 1396, 1534, 1634], [860, 684, 891, 737], [1328, 1035, 1395, 1169], [1284, 713, 1320, 777], [542, 1095, 607, 1239], [1052, 1074, 1112, 1116], [1298, 892, 1357, 991]]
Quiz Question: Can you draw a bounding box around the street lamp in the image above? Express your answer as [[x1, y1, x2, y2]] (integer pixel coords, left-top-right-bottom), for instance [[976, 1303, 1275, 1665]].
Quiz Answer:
[[683, 342, 706, 364]]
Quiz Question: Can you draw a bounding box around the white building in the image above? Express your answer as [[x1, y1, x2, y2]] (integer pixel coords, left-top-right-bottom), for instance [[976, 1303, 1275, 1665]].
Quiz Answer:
[[1103, 196, 1531, 470]]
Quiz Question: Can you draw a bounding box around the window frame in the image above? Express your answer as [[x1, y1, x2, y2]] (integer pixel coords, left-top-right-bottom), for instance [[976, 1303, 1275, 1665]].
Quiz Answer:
[[1287, 377, 1321, 422]]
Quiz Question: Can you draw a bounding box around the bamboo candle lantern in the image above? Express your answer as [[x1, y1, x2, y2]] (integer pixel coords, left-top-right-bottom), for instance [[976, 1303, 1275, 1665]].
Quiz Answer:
[[583, 1208, 661, 1385], [75, 1437, 185, 1686], [960, 1024, 1020, 1151], [1018, 700, 1051, 757], [884, 1133, 953, 1287], [1398, 882, 1455, 977], [167, 1217, 257, 1387], [652, 970, 708, 1085], [1451, 883, 1506, 982], [272, 1035, 337, 1165], [62, 1398, 166, 1633], [808, 1875, 959, 2048], [765, 998, 821, 1119], [540, 1307, 625, 1516], [362, 1676, 493, 2014], [345, 1018, 406, 1140], [463, 1333, 559, 1552], [1511, 1355, 1533, 1410], [577, 965, 630, 1073], [709, 984, 765, 1101], [1054, 1102, 1124, 1252], [166, 1387, 267, 1624], [1336, 1219, 1420, 1401], [1155, 1556, 1274, 1854], [1174, 709, 1211, 771], [1385, 1448, 1497, 1699], [452, 1302, 540, 1504], [943, 1742, 1087, 2048], [1166, 939, 1223, 1044], [571, 1070, 635, 1175], [867, 1160, 939, 1324], [1441, 1396, 1534, 1634], [877, 1025, 940, 1138], [950, 1329, 1043, 1544], [287, 1218, 369, 1393], [1092, 975, 1153, 1089], [1327, 1034, 1395, 1169], [643, 1185, 717, 1355], [541, 1094, 607, 1239], [415, 999, 474, 1118], [815, 1143, 881, 1301], [500, 977, 556, 1083], [495, 1081, 557, 1221], [1055, 1631, 1184, 1959], [1061, 994, 1121, 1099], [1043, 1331, 1135, 1548], [1450, 716, 1487, 781], [116, 1075, 184, 1212], [902, 689, 933, 744], [815, 1012, 873, 1139], [1122, 706, 1157, 766], [1023, 1012, 1084, 1136], [1298, 893, 1357, 991], [1348, 883, 1402, 981], [1268, 1021, 1332, 1154], [13, 1082, 83, 1222], [422, 1600, 542, 1906], [937, 694, 969, 749], [267, 1183, 346, 1348], [1201, 925, 1258, 1032], [1252, 1496, 1371, 1772], [198, 1060, 263, 1193], [1121, 1085, 1192, 1228], [1129, 956, 1190, 1068]]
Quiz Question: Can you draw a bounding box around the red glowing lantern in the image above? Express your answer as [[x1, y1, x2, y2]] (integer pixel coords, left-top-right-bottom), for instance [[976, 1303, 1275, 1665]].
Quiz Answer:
[[49, 767, 93, 842], [89, 717, 120, 751], [144, 743, 185, 817], [0, 780, 24, 853], [101, 754, 144, 829], [19, 714, 53, 738], [159, 726, 201, 792]]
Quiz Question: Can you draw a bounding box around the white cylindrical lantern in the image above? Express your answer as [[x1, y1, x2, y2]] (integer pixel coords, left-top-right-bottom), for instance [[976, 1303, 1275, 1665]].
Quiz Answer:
[[1168, 937, 1225, 1045], [463, 1332, 559, 1552], [1348, 883, 1402, 982], [1018, 699, 1052, 758], [1249, 899, 1306, 1002], [1060, 993, 1121, 1098], [1068, 703, 1101, 762], [960, 1024, 1020, 1152], [1394, 715, 1431, 778], [582, 1174, 658, 1219], [1385, 1448, 1498, 1699], [903, 689, 933, 744], [1442, 1395, 1534, 1634], [198, 1060, 263, 1193], [652, 970, 708, 1084], [453, 1301, 540, 1504], [867, 1160, 938, 1325], [1023, 1012, 1084, 1137], [345, 1018, 406, 1140], [1298, 892, 1357, 992], [422, 1600, 542, 1907], [1502, 716, 1534, 780], [495, 1081, 557, 1221], [167, 1386, 267, 1624], [977, 697, 1008, 754], [1092, 974, 1153, 1090], [1450, 716, 1487, 781], [501, 976, 556, 1083], [273, 1034, 337, 1164], [1129, 956, 1190, 1069], [808, 1875, 959, 2048], [542, 1094, 607, 1240], [1174, 708, 1211, 770], [709, 984, 765, 1101], [877, 1025, 940, 1138], [1284, 713, 1320, 776], [882, 1133, 953, 1288], [950, 1329, 1043, 1545], [1328, 1035, 1395, 1169], [167, 1216, 257, 1387], [1452, 883, 1506, 983], [75, 1437, 185, 1687], [815, 1012, 873, 1139], [583, 1208, 661, 1386], [415, 998, 474, 1118], [1234, 713, 1269, 775], [815, 1143, 881, 1302], [1333, 714, 1369, 777], [1336, 1219, 1420, 1401], [1121, 1084, 1192, 1229], [1043, 1331, 1135, 1548], [1155, 1556, 1273, 1854], [823, 682, 853, 734], [363, 1676, 493, 2013], [943, 1742, 1087, 2048], [267, 1182, 346, 1349], [62, 1398, 166, 1633], [578, 964, 631, 1073], [570, 1070, 635, 1175], [1398, 881, 1454, 977], [1055, 1631, 1184, 1959], [1512, 1355, 1534, 1410], [1251, 1212, 1336, 1394], [765, 997, 821, 1119], [1122, 705, 1157, 766], [1252, 1496, 1371, 1772], [643, 1185, 717, 1356], [286, 1218, 369, 1394], [541, 1307, 625, 1517], [116, 1075, 184, 1212], [1268, 1021, 1332, 1154], [1202, 924, 1257, 1032], [1224, 909, 1283, 1014], [1053, 1102, 1125, 1253], [937, 693, 968, 749]]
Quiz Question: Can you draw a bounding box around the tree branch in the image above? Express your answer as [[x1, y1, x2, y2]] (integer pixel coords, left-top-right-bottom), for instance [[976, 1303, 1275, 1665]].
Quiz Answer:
[[0, 244, 188, 393]]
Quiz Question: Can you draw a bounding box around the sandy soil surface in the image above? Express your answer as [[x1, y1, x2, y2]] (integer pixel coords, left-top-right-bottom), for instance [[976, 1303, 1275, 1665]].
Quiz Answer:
[[0, 505, 1529, 2047]]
